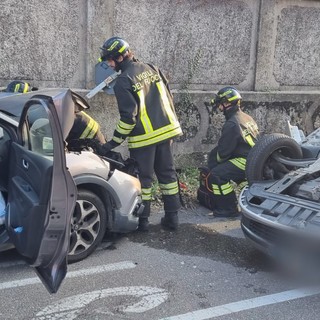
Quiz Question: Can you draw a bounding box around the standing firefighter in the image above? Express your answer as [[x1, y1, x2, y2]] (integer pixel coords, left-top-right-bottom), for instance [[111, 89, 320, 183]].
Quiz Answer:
[[199, 87, 259, 217], [98, 36, 183, 231]]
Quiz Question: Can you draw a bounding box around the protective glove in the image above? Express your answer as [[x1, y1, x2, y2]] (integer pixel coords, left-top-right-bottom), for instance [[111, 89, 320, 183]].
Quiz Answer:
[[96, 141, 114, 156], [67, 138, 95, 151]]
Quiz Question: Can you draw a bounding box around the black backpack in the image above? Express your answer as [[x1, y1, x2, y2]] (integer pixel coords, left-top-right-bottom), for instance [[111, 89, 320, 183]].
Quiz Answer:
[[196, 167, 215, 210]]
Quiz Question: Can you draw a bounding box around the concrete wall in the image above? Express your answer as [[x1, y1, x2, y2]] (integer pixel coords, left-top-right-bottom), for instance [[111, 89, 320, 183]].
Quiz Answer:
[[1, 0, 320, 167]]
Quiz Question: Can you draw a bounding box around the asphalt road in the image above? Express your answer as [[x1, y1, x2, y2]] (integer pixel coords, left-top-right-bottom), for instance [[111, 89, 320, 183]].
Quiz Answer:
[[1, 205, 320, 320]]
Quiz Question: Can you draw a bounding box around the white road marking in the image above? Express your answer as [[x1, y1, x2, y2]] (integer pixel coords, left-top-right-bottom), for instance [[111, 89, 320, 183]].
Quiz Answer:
[[3, 258, 320, 320], [34, 286, 169, 320], [0, 261, 136, 290], [0, 260, 26, 268], [160, 286, 320, 320]]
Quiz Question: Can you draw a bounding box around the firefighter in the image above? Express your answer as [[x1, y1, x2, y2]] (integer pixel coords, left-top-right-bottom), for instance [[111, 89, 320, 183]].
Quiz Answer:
[[4, 81, 106, 147], [205, 87, 259, 217], [66, 110, 106, 147], [97, 36, 183, 231], [5, 80, 38, 93]]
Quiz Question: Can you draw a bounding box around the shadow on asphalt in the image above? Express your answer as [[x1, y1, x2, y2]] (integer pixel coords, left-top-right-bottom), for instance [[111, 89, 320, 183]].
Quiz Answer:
[[106, 222, 273, 274]]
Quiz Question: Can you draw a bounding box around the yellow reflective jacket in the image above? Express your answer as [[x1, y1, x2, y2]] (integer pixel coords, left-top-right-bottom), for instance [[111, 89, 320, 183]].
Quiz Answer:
[[66, 111, 105, 143], [110, 59, 182, 149]]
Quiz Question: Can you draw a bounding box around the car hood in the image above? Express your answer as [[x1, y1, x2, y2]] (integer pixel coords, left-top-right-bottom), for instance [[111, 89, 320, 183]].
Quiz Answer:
[[66, 151, 110, 178], [48, 90, 76, 140]]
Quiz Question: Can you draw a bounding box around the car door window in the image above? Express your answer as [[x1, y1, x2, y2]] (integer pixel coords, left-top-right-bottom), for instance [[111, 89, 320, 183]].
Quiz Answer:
[[21, 105, 53, 157]]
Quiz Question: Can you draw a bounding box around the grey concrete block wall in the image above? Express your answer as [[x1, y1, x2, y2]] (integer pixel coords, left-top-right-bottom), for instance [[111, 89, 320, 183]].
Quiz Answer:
[[1, 0, 320, 167], [110, 0, 260, 91], [0, 0, 87, 88], [256, 0, 320, 91]]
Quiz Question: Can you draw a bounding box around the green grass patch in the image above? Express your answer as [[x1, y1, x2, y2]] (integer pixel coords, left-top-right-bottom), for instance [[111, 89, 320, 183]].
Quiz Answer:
[[151, 167, 200, 209]]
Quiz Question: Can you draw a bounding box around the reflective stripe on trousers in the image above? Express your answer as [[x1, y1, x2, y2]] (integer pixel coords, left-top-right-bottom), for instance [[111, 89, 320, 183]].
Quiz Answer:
[[159, 181, 179, 195], [142, 187, 152, 201], [211, 181, 234, 195]]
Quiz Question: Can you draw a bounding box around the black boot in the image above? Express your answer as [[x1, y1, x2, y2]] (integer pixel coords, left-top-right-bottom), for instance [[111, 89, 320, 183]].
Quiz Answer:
[[212, 191, 239, 218], [213, 208, 239, 218], [138, 217, 149, 232], [137, 201, 151, 232], [161, 211, 178, 231]]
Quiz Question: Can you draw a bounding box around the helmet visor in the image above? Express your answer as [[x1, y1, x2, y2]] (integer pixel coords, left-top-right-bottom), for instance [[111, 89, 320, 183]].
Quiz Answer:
[[99, 48, 110, 62], [210, 95, 221, 108]]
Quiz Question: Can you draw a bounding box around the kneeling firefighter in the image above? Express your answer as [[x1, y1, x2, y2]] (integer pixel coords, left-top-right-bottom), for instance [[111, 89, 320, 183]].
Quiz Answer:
[[198, 87, 259, 217]]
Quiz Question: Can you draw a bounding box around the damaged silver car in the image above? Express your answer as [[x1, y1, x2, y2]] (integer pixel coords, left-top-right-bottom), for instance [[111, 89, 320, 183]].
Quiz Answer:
[[0, 89, 143, 270]]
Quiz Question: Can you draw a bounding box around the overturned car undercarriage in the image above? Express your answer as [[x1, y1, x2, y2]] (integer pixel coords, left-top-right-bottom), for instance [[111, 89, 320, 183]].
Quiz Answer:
[[240, 124, 320, 281]]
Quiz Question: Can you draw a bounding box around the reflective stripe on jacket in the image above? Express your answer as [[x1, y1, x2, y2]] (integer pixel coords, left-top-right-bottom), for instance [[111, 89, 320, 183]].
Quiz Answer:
[[216, 107, 259, 164], [112, 59, 182, 149], [67, 111, 100, 140]]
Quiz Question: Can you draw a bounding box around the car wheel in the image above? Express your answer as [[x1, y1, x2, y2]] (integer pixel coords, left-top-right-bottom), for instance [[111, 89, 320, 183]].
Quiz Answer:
[[246, 133, 303, 185], [68, 189, 107, 263]]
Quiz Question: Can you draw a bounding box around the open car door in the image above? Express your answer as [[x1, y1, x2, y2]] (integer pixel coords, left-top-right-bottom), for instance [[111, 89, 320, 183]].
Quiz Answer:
[[6, 95, 77, 293]]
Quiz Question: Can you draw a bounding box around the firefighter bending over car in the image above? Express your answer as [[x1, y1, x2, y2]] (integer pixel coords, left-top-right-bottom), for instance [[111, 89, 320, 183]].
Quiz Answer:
[[198, 87, 259, 218], [4, 80, 106, 148], [66, 110, 106, 146], [97, 37, 183, 232]]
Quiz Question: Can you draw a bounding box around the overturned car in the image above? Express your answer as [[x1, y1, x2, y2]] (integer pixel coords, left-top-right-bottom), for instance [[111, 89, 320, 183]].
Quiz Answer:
[[240, 123, 320, 272]]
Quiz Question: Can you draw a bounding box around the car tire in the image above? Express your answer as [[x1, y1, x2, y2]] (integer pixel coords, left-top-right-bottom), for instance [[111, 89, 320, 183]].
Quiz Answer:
[[246, 133, 303, 185], [68, 188, 108, 263]]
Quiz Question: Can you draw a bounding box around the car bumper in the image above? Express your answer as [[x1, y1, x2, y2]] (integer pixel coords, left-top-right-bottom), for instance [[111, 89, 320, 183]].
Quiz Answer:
[[239, 185, 320, 256], [108, 169, 141, 232], [241, 215, 277, 255]]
